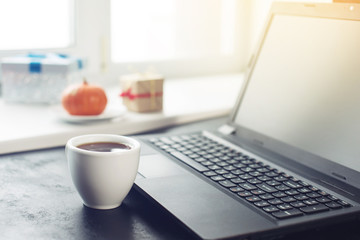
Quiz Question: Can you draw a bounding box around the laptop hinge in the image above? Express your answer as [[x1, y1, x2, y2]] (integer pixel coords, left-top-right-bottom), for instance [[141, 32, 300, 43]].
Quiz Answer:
[[217, 124, 236, 135]]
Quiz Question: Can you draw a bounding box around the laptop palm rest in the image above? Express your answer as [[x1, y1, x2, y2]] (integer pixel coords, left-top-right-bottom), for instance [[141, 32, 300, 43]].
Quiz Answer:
[[137, 154, 187, 178], [135, 154, 274, 239]]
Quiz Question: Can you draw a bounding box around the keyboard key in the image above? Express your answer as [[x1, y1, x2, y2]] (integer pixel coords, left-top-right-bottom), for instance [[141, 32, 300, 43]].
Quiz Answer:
[[213, 152, 224, 158], [219, 180, 236, 188], [227, 152, 239, 157], [208, 165, 221, 170], [284, 189, 298, 196], [265, 171, 279, 177], [306, 192, 321, 198], [308, 186, 319, 191], [259, 193, 274, 200], [249, 171, 263, 177], [177, 147, 188, 152], [257, 183, 278, 193], [220, 148, 230, 154], [183, 150, 194, 155], [254, 201, 270, 207], [266, 180, 281, 186], [230, 177, 245, 184], [224, 165, 237, 171], [220, 156, 231, 161], [239, 174, 253, 180], [230, 186, 244, 192], [217, 162, 229, 167], [277, 203, 293, 210], [198, 151, 209, 156], [328, 195, 339, 201], [275, 185, 290, 191], [325, 202, 342, 209], [272, 209, 303, 219], [247, 178, 262, 184], [294, 194, 309, 201], [281, 196, 296, 203], [251, 189, 266, 195], [249, 163, 262, 169], [159, 145, 171, 150], [239, 183, 257, 191], [242, 159, 255, 165], [223, 173, 237, 179], [263, 206, 279, 213], [281, 172, 291, 178], [273, 192, 287, 198], [203, 154, 214, 159], [215, 169, 229, 175], [159, 137, 174, 144], [233, 163, 246, 168], [315, 197, 331, 203], [298, 180, 309, 186], [300, 204, 329, 214], [303, 200, 318, 206], [211, 175, 225, 181], [226, 160, 238, 165], [241, 167, 254, 173], [171, 136, 184, 142], [246, 196, 261, 202], [208, 149, 217, 154], [257, 167, 270, 173], [290, 201, 307, 208], [317, 190, 328, 196], [201, 161, 214, 166], [274, 176, 288, 182], [194, 157, 206, 162], [268, 199, 283, 205], [203, 171, 217, 177], [238, 191, 252, 197], [298, 188, 312, 194], [257, 176, 271, 181], [169, 151, 209, 172], [338, 200, 351, 207], [231, 169, 244, 175], [283, 180, 302, 189], [189, 154, 200, 159]]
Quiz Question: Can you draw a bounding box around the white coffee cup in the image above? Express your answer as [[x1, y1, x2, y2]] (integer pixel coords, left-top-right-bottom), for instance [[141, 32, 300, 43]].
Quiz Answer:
[[65, 134, 140, 210]]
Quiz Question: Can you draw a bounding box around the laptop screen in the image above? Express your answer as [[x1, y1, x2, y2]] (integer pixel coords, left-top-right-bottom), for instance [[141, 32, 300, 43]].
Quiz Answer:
[[234, 14, 360, 172]]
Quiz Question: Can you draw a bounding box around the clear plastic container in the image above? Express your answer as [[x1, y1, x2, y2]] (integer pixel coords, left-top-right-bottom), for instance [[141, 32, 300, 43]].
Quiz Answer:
[[1, 53, 85, 104]]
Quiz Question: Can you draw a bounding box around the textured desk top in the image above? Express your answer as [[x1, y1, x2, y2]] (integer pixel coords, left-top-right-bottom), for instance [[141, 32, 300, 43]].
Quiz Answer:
[[0, 141, 194, 240], [1, 117, 360, 240]]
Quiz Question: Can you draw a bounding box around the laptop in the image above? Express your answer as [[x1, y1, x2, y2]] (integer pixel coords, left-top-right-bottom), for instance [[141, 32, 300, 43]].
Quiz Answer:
[[134, 2, 360, 239]]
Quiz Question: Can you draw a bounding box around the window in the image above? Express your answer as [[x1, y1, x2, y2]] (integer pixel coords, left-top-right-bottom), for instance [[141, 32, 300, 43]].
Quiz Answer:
[[108, 0, 247, 78], [1, 0, 291, 80], [111, 0, 237, 62], [0, 0, 74, 50], [0, 0, 338, 81]]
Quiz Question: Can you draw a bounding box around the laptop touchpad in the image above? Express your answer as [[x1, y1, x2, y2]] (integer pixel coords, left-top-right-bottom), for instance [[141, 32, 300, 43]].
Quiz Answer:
[[138, 154, 187, 178]]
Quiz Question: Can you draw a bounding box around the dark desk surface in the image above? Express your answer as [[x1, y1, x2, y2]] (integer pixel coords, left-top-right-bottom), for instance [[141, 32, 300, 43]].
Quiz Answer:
[[1, 117, 360, 240]]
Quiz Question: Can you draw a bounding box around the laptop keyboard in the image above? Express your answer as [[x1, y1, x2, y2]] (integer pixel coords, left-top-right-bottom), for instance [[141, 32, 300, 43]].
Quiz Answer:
[[149, 133, 352, 220]]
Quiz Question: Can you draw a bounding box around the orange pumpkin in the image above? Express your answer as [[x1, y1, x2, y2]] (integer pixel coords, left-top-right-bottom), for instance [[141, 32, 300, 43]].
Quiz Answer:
[[62, 80, 107, 115]]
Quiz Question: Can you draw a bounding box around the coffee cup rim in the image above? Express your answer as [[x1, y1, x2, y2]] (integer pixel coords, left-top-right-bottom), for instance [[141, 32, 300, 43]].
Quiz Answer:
[[66, 134, 140, 155]]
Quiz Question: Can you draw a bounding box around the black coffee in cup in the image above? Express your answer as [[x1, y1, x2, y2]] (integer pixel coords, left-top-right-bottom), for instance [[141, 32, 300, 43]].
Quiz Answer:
[[77, 142, 131, 152]]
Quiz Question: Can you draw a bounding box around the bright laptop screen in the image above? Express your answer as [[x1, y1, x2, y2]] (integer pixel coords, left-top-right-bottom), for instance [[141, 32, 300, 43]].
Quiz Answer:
[[235, 14, 360, 172]]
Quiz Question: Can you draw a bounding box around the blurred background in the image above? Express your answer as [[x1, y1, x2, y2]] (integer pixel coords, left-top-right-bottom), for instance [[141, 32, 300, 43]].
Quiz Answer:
[[0, 0, 332, 85]]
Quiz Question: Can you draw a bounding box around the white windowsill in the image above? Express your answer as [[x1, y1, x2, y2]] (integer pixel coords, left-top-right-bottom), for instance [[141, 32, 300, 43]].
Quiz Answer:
[[0, 73, 243, 155]]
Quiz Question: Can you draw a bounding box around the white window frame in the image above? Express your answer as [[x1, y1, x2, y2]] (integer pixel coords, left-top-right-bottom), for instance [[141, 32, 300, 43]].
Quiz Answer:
[[0, 0, 253, 83], [0, 1, 76, 58], [74, 0, 252, 82]]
